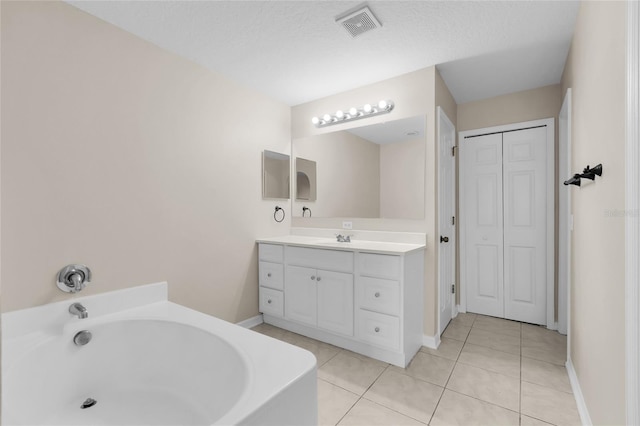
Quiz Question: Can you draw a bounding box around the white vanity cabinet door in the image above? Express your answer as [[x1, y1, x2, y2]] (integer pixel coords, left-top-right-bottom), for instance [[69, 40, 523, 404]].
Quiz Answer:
[[317, 270, 354, 336], [259, 287, 284, 317], [285, 265, 317, 327]]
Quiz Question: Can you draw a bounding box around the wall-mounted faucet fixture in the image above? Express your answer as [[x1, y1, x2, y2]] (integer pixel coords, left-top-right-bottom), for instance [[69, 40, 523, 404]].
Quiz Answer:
[[302, 206, 312, 217], [69, 302, 88, 319], [57, 264, 91, 293]]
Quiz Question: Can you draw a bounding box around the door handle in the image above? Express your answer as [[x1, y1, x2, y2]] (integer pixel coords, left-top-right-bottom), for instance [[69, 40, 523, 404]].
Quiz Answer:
[[440, 236, 449, 243]]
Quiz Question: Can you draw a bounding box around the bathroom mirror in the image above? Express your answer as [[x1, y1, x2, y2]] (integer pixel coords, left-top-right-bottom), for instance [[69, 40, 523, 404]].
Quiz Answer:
[[292, 115, 426, 219], [262, 150, 290, 199], [296, 157, 317, 201]]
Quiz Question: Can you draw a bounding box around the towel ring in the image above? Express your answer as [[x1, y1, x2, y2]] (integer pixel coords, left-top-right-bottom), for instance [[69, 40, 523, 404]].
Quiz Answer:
[[274, 206, 285, 223]]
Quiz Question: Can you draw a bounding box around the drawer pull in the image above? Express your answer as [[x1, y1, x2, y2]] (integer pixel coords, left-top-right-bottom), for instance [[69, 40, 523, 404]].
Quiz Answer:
[[311, 276, 316, 280], [374, 292, 380, 298], [374, 327, 380, 333], [267, 272, 272, 277], [267, 299, 272, 304], [317, 276, 322, 282]]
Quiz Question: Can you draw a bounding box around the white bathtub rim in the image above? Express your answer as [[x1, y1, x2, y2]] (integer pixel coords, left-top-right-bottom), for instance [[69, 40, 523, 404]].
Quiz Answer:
[[2, 285, 317, 426]]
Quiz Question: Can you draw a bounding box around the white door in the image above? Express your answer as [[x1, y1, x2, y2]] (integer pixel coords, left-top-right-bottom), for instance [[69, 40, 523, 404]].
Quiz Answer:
[[317, 269, 354, 336], [503, 127, 548, 324], [462, 124, 550, 325], [285, 265, 317, 326], [438, 108, 456, 335], [463, 133, 505, 318]]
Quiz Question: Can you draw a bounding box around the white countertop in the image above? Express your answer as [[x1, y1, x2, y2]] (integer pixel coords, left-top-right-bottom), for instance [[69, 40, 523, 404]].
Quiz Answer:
[[256, 235, 425, 255]]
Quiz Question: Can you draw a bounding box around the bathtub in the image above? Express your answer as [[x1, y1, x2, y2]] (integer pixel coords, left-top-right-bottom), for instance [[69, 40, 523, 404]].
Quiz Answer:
[[1, 283, 317, 425]]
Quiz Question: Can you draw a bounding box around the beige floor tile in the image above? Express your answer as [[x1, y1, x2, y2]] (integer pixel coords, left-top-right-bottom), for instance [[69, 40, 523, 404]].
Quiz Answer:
[[280, 332, 341, 366], [443, 323, 472, 341], [520, 415, 554, 425], [472, 316, 521, 338], [250, 323, 290, 340], [451, 312, 477, 327], [457, 343, 520, 378], [522, 357, 572, 393], [319, 351, 387, 395], [521, 381, 581, 426], [318, 379, 359, 426], [446, 363, 520, 411], [420, 337, 464, 361], [363, 369, 443, 424], [522, 327, 567, 366], [466, 327, 520, 355], [430, 389, 519, 426], [338, 398, 426, 426], [389, 351, 455, 387]]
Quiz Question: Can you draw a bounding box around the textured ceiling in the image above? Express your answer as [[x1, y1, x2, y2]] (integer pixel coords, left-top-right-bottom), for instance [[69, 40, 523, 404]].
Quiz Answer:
[[67, 1, 579, 106]]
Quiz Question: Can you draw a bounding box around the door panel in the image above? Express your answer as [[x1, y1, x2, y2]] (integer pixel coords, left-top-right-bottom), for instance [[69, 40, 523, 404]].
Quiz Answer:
[[317, 270, 354, 336], [438, 110, 456, 334], [284, 265, 317, 326], [503, 127, 547, 325], [463, 133, 504, 318]]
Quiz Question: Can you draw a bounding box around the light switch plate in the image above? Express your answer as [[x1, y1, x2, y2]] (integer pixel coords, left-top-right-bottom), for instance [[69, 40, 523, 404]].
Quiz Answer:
[[342, 221, 353, 230]]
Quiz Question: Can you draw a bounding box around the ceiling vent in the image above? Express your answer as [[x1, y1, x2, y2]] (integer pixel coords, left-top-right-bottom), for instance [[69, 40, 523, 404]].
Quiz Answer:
[[336, 6, 382, 38]]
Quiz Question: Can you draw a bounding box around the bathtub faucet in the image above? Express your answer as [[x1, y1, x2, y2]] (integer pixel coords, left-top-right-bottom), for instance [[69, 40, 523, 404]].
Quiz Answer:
[[69, 302, 88, 319]]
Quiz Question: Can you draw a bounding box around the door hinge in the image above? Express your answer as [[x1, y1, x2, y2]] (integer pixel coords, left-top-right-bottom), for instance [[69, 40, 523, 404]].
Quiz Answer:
[[451, 284, 455, 294], [452, 216, 455, 226], [451, 146, 456, 156]]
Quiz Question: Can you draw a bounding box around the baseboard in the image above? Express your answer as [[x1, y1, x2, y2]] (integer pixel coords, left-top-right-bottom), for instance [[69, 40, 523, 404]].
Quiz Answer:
[[566, 358, 592, 426], [456, 304, 466, 314], [423, 333, 441, 350], [547, 321, 559, 331], [236, 314, 264, 329]]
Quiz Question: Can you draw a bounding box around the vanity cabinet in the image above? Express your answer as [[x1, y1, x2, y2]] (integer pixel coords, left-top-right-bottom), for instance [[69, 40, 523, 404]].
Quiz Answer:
[[257, 238, 424, 367]]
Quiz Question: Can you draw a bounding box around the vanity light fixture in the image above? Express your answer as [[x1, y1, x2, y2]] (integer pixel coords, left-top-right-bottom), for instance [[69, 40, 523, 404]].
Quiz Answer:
[[311, 100, 394, 128]]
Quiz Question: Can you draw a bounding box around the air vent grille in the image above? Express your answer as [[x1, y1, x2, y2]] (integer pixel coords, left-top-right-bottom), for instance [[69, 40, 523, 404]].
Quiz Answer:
[[336, 6, 381, 38]]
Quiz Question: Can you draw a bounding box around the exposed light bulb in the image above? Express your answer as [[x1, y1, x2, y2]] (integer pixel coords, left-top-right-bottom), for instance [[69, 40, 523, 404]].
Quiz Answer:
[[363, 104, 372, 113], [349, 107, 358, 116], [311, 116, 320, 125], [378, 100, 388, 110], [336, 110, 344, 119], [323, 114, 332, 122]]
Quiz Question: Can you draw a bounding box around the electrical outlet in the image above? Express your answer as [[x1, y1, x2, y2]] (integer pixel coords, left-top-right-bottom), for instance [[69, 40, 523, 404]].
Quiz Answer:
[[342, 221, 353, 230]]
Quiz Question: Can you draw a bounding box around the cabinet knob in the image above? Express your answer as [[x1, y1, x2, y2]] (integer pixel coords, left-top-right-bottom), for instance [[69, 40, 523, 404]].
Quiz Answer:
[[374, 292, 380, 298], [267, 299, 272, 304], [311, 276, 316, 280], [317, 276, 322, 282], [267, 273, 272, 278], [374, 327, 380, 333]]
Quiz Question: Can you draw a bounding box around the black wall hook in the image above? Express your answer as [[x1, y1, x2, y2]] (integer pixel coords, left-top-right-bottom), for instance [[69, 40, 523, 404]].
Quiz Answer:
[[585, 164, 603, 177], [564, 174, 582, 186]]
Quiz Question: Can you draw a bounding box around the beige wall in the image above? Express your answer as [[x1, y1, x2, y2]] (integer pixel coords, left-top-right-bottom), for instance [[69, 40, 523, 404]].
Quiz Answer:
[[1, 1, 291, 322], [380, 138, 425, 219], [291, 67, 442, 336], [560, 1, 627, 424], [457, 84, 562, 132], [293, 131, 380, 218]]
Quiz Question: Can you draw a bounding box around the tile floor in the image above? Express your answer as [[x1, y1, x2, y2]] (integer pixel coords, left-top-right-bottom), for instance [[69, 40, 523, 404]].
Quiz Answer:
[[251, 313, 581, 426]]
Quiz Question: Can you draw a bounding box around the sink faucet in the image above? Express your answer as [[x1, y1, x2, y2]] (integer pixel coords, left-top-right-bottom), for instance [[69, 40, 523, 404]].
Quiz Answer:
[[69, 302, 88, 319], [336, 234, 352, 243]]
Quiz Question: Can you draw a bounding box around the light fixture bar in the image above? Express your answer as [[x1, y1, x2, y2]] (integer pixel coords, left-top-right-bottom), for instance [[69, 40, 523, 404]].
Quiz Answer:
[[311, 100, 394, 128]]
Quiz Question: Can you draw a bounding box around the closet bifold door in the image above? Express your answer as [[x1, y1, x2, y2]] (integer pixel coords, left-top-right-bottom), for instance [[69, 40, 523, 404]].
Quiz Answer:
[[463, 133, 504, 318], [502, 127, 547, 325]]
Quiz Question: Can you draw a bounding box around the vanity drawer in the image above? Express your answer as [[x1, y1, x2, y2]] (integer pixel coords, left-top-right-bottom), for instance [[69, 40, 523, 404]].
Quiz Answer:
[[259, 261, 284, 290], [357, 309, 400, 350], [259, 243, 284, 263], [286, 246, 354, 273], [359, 253, 400, 280], [358, 276, 400, 316], [259, 287, 284, 317]]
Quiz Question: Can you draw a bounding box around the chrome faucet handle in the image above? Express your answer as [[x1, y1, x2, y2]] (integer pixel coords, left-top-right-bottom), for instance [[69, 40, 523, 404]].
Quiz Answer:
[[57, 264, 91, 293], [345, 235, 352, 243]]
